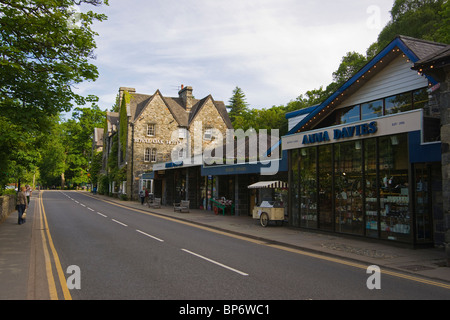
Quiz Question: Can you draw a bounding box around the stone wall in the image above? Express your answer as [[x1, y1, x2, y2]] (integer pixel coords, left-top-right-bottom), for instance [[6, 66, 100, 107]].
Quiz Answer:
[[0, 195, 17, 224], [439, 67, 450, 243]]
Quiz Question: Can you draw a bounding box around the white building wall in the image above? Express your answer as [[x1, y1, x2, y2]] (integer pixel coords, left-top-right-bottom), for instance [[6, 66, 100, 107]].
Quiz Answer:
[[337, 55, 429, 109]]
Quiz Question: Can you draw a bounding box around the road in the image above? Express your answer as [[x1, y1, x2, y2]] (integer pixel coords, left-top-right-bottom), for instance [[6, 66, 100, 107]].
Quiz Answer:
[[36, 190, 450, 302]]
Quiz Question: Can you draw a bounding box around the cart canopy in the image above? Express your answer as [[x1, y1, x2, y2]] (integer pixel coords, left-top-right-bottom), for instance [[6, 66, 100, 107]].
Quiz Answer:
[[247, 181, 288, 189]]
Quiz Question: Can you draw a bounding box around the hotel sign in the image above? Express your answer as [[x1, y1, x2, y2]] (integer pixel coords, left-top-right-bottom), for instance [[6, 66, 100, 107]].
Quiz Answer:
[[282, 109, 423, 150], [134, 137, 182, 145]]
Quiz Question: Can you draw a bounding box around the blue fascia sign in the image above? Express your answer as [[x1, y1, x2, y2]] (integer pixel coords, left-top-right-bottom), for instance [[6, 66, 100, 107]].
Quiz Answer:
[[302, 121, 378, 145]]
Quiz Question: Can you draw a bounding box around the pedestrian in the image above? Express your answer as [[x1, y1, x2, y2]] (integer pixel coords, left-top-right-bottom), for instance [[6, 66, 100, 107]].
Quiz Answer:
[[17, 186, 27, 225], [25, 184, 32, 204], [139, 188, 145, 205], [145, 188, 149, 204]]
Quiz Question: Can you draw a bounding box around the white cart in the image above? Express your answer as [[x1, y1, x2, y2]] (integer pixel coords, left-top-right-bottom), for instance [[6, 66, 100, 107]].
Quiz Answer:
[[248, 181, 288, 227]]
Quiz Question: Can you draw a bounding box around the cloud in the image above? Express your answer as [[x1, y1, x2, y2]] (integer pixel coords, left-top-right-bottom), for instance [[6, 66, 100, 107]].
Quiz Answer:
[[77, 0, 394, 110]]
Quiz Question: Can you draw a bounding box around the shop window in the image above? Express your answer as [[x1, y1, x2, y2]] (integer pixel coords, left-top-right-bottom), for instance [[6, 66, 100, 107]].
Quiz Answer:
[[299, 147, 317, 228], [379, 134, 411, 242], [318, 145, 333, 231], [334, 141, 364, 235], [364, 138, 379, 238], [361, 99, 383, 120], [338, 105, 360, 124], [147, 124, 156, 136], [290, 150, 300, 227], [385, 93, 412, 115]]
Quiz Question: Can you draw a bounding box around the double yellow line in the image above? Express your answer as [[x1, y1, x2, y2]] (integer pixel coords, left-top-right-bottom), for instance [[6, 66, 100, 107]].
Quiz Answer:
[[38, 191, 72, 300]]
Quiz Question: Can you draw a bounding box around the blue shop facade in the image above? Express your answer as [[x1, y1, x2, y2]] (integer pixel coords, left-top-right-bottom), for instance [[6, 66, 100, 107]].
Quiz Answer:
[[282, 36, 447, 246]]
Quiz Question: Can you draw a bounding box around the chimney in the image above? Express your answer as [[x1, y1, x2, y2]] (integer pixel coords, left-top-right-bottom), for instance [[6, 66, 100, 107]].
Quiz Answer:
[[118, 87, 136, 109], [178, 85, 193, 113]]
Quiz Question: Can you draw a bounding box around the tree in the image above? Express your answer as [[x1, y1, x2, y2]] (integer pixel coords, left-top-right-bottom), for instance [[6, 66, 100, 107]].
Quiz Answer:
[[0, 0, 109, 191], [332, 52, 368, 86], [368, 0, 447, 57], [0, 0, 109, 117], [228, 87, 250, 125], [60, 104, 106, 188]]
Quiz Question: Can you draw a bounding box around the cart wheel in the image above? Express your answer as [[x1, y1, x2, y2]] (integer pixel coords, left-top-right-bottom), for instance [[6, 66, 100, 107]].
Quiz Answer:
[[260, 212, 269, 227]]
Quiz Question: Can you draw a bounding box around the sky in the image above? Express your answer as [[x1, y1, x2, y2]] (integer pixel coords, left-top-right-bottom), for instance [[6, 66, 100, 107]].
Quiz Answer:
[[74, 0, 395, 112]]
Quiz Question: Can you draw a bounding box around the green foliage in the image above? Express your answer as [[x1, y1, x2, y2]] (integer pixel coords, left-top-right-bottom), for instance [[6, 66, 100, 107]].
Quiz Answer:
[[0, 0, 108, 193], [369, 0, 448, 56], [119, 91, 130, 162], [228, 87, 249, 124]]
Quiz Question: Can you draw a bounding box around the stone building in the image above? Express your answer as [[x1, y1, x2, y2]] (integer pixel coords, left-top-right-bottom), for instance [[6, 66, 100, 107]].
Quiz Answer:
[[101, 85, 233, 202]]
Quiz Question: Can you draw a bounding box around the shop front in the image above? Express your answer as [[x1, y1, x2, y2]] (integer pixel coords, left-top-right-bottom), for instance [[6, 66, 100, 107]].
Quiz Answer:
[[283, 110, 442, 245]]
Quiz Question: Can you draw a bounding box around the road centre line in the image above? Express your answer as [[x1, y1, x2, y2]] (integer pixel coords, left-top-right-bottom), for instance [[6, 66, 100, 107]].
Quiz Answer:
[[112, 219, 128, 227], [87, 207, 95, 211], [97, 212, 107, 217], [181, 249, 249, 276], [136, 229, 164, 242]]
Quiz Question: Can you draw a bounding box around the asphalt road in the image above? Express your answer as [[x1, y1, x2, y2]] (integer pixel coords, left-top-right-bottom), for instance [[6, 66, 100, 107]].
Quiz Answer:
[[39, 190, 450, 301]]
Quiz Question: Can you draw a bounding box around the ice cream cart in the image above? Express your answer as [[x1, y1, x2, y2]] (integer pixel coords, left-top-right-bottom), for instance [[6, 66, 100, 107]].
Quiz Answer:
[[248, 181, 288, 227]]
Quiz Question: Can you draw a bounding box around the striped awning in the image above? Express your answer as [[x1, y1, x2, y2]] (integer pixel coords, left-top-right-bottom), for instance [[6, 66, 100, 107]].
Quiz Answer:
[[248, 181, 288, 189]]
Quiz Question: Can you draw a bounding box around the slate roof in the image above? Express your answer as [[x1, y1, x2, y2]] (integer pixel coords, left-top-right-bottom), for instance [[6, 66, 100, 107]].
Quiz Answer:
[[412, 44, 450, 71], [127, 88, 233, 129]]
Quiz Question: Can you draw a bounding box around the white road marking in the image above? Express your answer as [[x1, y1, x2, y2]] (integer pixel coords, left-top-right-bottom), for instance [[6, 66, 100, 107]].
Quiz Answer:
[[97, 212, 107, 217], [112, 219, 128, 227], [181, 249, 249, 276], [136, 230, 164, 242]]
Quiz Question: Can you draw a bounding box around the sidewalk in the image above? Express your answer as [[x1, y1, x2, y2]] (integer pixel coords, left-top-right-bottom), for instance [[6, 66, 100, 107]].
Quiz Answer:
[[91, 192, 450, 284]]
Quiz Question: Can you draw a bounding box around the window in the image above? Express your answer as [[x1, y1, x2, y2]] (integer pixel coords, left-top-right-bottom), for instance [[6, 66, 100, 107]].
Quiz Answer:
[[334, 141, 363, 235], [338, 105, 360, 124], [179, 128, 187, 139], [147, 124, 155, 136], [385, 93, 412, 115], [150, 148, 157, 162], [204, 128, 213, 141], [361, 99, 383, 120], [144, 148, 151, 162]]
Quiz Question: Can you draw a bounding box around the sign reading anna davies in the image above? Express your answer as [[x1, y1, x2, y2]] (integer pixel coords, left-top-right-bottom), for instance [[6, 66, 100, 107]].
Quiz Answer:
[[282, 109, 423, 150]]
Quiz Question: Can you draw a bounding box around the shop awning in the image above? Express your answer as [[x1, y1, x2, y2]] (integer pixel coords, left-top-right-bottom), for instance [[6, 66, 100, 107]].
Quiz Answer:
[[248, 181, 288, 189]]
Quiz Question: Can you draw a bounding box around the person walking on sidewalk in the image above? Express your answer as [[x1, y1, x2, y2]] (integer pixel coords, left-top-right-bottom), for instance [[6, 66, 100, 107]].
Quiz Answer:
[[17, 186, 27, 225], [139, 188, 145, 205], [25, 185, 32, 204]]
